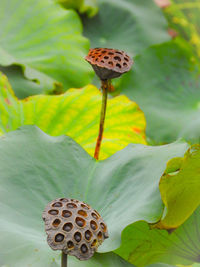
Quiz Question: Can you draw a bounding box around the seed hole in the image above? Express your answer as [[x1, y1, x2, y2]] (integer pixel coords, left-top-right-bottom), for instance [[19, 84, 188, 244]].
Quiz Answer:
[[91, 239, 97, 247], [81, 204, 89, 210], [94, 210, 101, 217], [59, 198, 68, 202], [101, 60, 104, 63], [116, 63, 121, 68], [104, 56, 109, 59], [63, 222, 73, 232], [95, 58, 98, 61], [76, 217, 86, 227], [114, 56, 121, 61], [92, 56, 95, 58], [98, 231, 103, 239], [74, 232, 82, 242], [124, 57, 129, 62], [62, 210, 72, 218], [55, 233, 64, 242], [48, 209, 58, 215], [85, 230, 92, 241], [67, 240, 74, 249], [81, 244, 88, 253], [71, 199, 79, 203], [100, 222, 107, 232], [108, 61, 113, 66], [90, 220, 98, 231], [67, 203, 77, 209], [123, 62, 127, 67], [91, 212, 99, 220], [78, 210, 88, 217], [108, 52, 114, 55], [52, 202, 62, 207], [102, 50, 107, 54], [116, 51, 123, 55], [52, 219, 61, 227]]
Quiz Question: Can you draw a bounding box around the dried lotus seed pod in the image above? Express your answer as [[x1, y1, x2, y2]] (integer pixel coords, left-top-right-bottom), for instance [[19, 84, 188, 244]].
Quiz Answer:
[[85, 48, 133, 81], [42, 198, 108, 261]]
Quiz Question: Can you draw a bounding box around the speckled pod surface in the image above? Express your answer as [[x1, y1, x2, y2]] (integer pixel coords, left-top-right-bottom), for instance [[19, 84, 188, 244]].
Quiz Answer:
[[85, 48, 133, 80], [42, 198, 108, 260]]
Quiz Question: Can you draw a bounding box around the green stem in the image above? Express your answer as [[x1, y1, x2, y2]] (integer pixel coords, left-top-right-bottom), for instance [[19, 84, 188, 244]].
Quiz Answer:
[[94, 79, 109, 160], [61, 252, 67, 267]]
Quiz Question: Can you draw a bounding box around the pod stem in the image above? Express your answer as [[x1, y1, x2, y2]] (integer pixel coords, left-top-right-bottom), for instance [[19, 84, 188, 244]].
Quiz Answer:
[[61, 252, 67, 267], [94, 79, 109, 160]]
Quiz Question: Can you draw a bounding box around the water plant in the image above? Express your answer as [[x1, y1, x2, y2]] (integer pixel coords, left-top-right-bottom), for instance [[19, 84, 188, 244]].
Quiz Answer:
[[0, 1, 200, 266]]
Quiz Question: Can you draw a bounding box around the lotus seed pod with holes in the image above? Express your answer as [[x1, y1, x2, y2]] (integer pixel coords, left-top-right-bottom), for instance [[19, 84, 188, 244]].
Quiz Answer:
[[42, 198, 109, 261], [85, 48, 133, 81]]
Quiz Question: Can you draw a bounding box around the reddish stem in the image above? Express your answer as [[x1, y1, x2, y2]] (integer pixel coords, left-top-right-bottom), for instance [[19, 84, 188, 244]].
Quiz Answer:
[[94, 80, 109, 160], [61, 252, 67, 267]]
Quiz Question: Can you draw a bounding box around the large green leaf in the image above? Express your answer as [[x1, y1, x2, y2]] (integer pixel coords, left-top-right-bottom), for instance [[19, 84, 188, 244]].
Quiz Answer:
[[115, 41, 200, 144], [57, 0, 98, 17], [82, 0, 170, 57], [0, 72, 146, 159], [116, 206, 200, 266], [0, 242, 132, 267], [0, 126, 188, 266], [165, 0, 200, 59], [155, 145, 200, 230], [0, 0, 92, 95]]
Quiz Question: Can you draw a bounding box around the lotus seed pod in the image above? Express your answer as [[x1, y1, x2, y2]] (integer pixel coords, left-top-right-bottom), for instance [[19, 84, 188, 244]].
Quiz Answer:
[[85, 48, 133, 81], [42, 198, 108, 261]]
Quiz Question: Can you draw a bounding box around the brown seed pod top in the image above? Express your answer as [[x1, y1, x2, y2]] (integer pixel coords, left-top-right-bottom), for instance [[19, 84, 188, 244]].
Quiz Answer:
[[42, 198, 108, 261], [85, 48, 133, 80]]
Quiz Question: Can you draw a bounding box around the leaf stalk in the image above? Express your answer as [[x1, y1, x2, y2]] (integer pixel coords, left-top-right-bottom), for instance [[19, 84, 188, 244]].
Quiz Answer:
[[94, 79, 109, 160]]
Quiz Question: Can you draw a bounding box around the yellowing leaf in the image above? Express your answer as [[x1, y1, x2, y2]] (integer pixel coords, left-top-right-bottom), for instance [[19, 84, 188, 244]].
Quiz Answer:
[[0, 72, 146, 159], [154, 145, 200, 230]]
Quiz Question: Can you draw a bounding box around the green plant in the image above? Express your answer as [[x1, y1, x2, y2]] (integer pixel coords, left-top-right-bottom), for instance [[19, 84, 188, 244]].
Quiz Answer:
[[0, 0, 200, 266], [0, 126, 189, 266]]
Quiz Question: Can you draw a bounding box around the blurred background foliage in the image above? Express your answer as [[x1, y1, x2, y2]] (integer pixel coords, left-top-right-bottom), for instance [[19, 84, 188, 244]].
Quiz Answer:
[[0, 0, 200, 266], [165, 0, 200, 60]]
